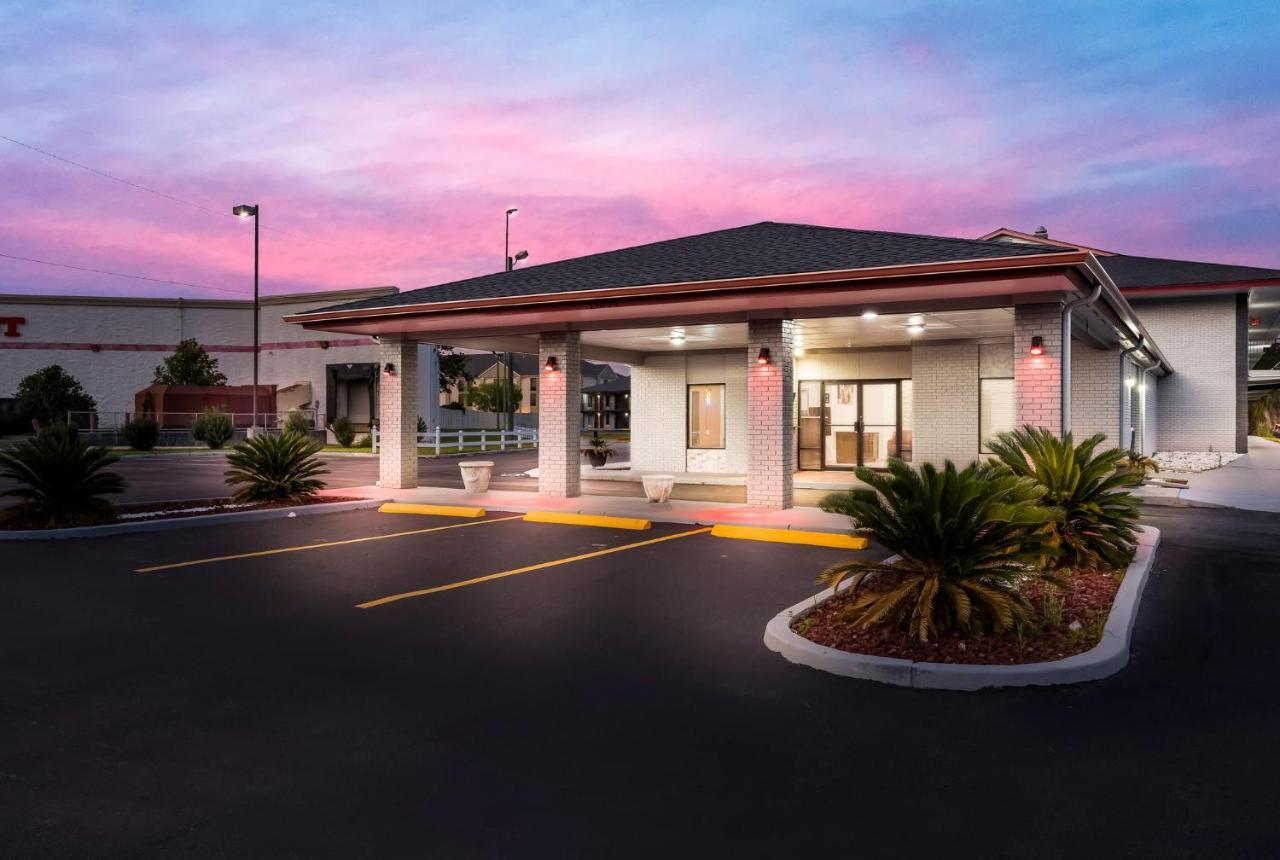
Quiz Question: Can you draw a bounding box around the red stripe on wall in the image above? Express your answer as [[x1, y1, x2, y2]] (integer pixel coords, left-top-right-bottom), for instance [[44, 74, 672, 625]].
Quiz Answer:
[[0, 338, 377, 352]]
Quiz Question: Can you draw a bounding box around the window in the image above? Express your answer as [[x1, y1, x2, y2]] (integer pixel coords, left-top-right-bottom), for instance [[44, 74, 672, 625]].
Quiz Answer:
[[688, 384, 725, 449], [980, 378, 1015, 454]]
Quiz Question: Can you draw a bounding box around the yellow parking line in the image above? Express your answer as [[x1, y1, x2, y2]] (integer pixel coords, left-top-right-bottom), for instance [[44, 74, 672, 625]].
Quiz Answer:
[[134, 515, 522, 573], [357, 526, 711, 609]]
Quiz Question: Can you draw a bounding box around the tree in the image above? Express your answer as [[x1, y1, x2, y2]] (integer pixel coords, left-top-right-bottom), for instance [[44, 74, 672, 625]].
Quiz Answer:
[[437, 346, 473, 393], [465, 380, 521, 412], [154, 339, 227, 386], [16, 365, 96, 425]]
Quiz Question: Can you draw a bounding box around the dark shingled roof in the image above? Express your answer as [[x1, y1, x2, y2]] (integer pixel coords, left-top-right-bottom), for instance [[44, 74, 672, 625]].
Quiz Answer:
[[582, 378, 631, 394], [1098, 254, 1280, 289], [314, 222, 1068, 314]]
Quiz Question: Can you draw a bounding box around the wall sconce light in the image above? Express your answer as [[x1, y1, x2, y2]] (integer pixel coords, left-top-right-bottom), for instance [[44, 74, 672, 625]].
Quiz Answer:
[[383, 362, 396, 375], [1125, 377, 1136, 389], [545, 355, 558, 372], [756, 347, 771, 365], [1029, 336, 1044, 356]]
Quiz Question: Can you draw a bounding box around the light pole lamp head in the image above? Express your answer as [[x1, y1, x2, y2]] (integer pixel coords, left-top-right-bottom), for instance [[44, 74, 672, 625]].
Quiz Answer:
[[514, 250, 529, 262], [233, 204, 258, 219], [506, 207, 518, 217]]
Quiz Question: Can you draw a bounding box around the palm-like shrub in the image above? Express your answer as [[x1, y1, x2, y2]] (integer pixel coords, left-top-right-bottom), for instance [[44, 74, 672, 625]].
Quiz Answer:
[[224, 432, 329, 503], [193, 409, 234, 449], [817, 459, 1060, 642], [282, 410, 312, 437], [986, 425, 1141, 572], [0, 434, 125, 526], [1118, 449, 1159, 479]]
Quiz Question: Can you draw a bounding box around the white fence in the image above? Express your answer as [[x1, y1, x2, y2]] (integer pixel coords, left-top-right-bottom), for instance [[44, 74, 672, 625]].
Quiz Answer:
[[435, 410, 538, 430], [66, 409, 320, 446], [372, 425, 537, 456]]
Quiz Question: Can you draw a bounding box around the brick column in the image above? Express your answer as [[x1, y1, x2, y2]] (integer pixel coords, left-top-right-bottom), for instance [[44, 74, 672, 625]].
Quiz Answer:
[[1014, 303, 1063, 436], [378, 339, 419, 489], [538, 332, 581, 498], [746, 319, 794, 509]]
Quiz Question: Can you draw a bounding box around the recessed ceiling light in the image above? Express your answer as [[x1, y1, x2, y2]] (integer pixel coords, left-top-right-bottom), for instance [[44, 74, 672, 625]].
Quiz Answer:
[[906, 314, 924, 326], [861, 310, 878, 321], [669, 329, 686, 345], [907, 324, 925, 336]]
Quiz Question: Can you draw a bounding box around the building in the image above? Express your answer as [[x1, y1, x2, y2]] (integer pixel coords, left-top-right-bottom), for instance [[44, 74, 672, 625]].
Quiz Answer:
[[582, 377, 630, 430], [0, 287, 441, 436], [442, 353, 625, 422], [286, 221, 1280, 507]]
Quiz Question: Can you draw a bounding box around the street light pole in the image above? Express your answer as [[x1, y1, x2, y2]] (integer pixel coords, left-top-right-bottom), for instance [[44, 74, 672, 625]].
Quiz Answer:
[[505, 207, 517, 271], [233, 203, 260, 434]]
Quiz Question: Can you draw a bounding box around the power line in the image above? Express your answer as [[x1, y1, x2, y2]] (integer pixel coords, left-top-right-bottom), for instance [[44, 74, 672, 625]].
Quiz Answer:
[[1, 134, 339, 248], [0, 250, 246, 296]]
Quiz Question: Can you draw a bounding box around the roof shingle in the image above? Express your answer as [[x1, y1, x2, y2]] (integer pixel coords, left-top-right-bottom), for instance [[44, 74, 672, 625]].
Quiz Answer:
[[314, 221, 1067, 314]]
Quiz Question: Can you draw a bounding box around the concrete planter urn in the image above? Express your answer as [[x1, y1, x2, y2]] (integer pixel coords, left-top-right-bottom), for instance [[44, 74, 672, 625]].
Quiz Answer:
[[641, 474, 675, 504], [458, 460, 495, 493]]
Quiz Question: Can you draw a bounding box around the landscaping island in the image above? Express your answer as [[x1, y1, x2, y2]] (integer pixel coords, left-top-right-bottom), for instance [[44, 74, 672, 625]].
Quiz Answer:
[[768, 425, 1157, 687]]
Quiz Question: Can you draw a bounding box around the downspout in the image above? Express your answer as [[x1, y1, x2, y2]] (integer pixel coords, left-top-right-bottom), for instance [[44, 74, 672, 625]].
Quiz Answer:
[[1120, 339, 1145, 451], [1061, 284, 1103, 438]]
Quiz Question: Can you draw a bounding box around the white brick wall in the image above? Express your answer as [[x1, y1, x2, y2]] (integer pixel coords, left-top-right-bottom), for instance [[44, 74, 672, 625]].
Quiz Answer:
[[1070, 340, 1122, 446], [630, 353, 687, 473], [1131, 295, 1246, 453], [377, 340, 418, 489], [537, 332, 582, 497], [1014, 303, 1063, 435], [746, 320, 794, 508], [911, 341, 979, 466]]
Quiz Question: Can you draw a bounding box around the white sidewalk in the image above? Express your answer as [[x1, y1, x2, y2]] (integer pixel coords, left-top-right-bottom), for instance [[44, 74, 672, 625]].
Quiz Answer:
[[321, 484, 855, 533], [1137, 436, 1280, 513]]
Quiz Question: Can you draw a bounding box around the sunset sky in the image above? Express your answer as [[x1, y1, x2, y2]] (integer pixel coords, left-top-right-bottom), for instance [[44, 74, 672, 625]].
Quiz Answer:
[[2, 1, 1278, 300]]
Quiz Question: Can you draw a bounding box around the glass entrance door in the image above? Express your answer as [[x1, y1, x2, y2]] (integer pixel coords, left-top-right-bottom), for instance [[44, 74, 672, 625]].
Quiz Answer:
[[819, 380, 901, 469], [860, 383, 898, 469], [822, 382, 860, 468]]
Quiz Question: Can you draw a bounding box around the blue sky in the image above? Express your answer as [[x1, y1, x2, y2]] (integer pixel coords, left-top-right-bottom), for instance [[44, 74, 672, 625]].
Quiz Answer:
[[2, 0, 1278, 299]]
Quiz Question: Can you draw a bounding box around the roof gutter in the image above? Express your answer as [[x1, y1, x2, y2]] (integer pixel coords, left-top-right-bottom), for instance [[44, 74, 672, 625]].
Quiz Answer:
[[1061, 283, 1103, 438], [1080, 255, 1174, 376]]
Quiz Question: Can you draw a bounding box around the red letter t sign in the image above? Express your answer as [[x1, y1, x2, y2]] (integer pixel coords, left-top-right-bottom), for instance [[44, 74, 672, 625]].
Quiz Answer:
[[0, 317, 25, 337]]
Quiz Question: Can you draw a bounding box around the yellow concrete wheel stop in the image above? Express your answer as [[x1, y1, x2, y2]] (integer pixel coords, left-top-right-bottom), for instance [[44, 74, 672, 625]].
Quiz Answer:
[[710, 524, 867, 549], [522, 511, 652, 530], [378, 502, 486, 518]]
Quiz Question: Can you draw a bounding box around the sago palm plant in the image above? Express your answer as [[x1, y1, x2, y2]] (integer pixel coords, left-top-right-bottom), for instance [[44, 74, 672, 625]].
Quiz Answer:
[[817, 459, 1060, 643], [224, 432, 329, 503], [986, 425, 1141, 572], [0, 434, 125, 526]]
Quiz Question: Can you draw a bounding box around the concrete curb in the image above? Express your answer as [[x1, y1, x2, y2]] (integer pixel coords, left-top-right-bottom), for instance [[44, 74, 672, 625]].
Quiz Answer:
[[0, 499, 381, 541], [763, 526, 1161, 690]]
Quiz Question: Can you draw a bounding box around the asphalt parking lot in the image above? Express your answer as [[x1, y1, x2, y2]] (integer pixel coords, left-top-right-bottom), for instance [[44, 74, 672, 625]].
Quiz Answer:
[[2, 504, 1277, 857]]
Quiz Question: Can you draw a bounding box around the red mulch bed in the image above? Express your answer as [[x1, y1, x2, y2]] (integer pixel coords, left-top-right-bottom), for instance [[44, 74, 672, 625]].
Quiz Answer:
[[0, 496, 368, 531], [795, 569, 1122, 665]]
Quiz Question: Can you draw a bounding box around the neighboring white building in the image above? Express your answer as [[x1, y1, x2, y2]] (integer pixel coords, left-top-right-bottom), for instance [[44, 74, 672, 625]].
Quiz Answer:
[[0, 287, 441, 433]]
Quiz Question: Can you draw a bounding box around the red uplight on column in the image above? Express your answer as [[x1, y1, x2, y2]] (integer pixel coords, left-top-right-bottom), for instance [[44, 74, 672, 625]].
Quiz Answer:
[[544, 356, 558, 373], [1029, 336, 1044, 356], [756, 347, 771, 365]]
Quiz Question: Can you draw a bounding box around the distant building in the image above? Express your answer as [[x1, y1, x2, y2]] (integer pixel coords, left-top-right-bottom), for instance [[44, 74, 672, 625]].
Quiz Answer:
[[442, 353, 626, 420], [0, 287, 441, 437]]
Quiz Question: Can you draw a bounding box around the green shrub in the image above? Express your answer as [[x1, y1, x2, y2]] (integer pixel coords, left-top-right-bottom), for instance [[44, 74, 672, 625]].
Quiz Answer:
[[37, 419, 79, 440], [122, 416, 160, 451], [283, 410, 312, 437], [329, 416, 356, 447], [986, 425, 1141, 572], [192, 409, 234, 449], [0, 434, 125, 526], [354, 434, 372, 448], [224, 432, 328, 503], [817, 459, 1060, 643], [417, 416, 428, 434]]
